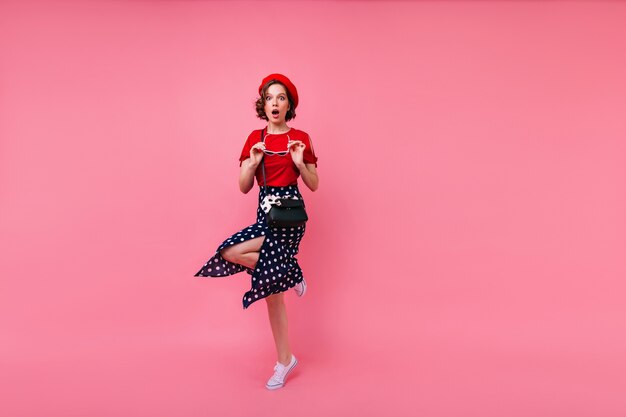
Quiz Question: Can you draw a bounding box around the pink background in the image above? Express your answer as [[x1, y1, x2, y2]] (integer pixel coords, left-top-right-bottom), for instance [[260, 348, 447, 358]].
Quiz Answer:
[[1, 1, 625, 416]]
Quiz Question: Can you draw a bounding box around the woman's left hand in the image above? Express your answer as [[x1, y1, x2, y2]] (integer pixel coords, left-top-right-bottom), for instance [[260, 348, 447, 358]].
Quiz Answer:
[[288, 140, 306, 167]]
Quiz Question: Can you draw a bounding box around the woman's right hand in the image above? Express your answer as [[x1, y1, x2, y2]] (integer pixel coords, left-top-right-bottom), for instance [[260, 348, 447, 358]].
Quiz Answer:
[[250, 142, 265, 166]]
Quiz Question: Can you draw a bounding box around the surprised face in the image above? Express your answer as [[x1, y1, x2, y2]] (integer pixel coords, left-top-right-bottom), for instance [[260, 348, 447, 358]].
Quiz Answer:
[[264, 83, 290, 123]]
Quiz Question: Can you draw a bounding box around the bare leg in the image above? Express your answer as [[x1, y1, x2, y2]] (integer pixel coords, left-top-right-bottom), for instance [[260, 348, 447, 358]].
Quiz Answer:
[[220, 236, 264, 269], [220, 236, 293, 365], [265, 292, 292, 365]]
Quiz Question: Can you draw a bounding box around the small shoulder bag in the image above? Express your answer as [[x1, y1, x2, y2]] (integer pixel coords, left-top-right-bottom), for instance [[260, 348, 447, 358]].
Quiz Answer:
[[260, 128, 309, 228]]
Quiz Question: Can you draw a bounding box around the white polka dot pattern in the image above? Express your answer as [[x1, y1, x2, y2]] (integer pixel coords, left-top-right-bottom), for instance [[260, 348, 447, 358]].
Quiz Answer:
[[194, 185, 307, 309]]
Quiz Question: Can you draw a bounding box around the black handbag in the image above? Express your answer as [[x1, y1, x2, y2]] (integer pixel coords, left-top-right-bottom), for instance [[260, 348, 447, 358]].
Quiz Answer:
[[260, 129, 309, 228]]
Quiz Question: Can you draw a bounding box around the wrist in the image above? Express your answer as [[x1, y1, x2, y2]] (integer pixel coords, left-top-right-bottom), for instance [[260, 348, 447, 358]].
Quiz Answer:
[[295, 162, 306, 171]]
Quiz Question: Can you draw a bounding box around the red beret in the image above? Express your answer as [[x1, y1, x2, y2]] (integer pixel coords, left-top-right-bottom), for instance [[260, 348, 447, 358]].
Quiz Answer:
[[258, 73, 299, 108]]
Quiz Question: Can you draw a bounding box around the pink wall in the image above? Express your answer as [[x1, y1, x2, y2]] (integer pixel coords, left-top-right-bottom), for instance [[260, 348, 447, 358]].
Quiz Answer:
[[1, 1, 625, 416]]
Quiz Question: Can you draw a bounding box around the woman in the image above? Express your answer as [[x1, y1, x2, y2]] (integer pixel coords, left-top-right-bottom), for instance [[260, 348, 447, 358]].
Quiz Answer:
[[194, 73, 319, 390]]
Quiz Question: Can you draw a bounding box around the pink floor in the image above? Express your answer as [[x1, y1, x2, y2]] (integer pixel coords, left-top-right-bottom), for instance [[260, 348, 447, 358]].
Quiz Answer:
[[4, 302, 625, 417]]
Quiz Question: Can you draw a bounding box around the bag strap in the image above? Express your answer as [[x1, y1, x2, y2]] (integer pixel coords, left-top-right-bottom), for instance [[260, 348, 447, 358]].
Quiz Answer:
[[260, 128, 267, 191]]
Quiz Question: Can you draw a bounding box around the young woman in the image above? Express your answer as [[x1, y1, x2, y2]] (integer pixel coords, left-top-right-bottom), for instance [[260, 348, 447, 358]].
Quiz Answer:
[[194, 73, 319, 390]]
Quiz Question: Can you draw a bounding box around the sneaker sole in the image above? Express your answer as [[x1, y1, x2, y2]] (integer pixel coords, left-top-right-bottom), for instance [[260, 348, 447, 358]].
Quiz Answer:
[[265, 357, 298, 390], [295, 279, 307, 297]]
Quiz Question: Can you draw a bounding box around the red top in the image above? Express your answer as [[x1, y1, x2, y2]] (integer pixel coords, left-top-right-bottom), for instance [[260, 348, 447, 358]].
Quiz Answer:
[[239, 128, 318, 187]]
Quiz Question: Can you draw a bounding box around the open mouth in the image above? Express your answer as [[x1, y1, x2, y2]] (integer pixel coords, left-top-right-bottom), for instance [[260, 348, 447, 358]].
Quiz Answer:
[[271, 109, 280, 117]]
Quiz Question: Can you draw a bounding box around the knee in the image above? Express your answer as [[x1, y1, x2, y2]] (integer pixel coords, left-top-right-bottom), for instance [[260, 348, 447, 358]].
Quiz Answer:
[[220, 246, 238, 264]]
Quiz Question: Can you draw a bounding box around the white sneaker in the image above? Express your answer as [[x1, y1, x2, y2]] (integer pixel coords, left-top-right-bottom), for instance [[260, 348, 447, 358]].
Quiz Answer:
[[265, 354, 298, 390], [293, 278, 307, 297]]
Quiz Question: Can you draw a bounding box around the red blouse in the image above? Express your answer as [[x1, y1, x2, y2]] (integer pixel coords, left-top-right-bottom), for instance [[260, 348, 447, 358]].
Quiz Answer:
[[239, 128, 318, 187]]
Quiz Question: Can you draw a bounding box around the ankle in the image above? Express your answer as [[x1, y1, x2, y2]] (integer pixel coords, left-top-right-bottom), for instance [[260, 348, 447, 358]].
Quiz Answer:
[[278, 354, 292, 365]]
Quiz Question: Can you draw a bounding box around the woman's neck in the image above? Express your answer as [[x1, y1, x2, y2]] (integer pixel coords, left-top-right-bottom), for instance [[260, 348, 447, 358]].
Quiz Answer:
[[266, 121, 290, 134]]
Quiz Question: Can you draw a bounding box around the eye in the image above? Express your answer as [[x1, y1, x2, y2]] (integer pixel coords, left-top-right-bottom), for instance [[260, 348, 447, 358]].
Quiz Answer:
[[279, 96, 286, 101], [265, 95, 272, 101]]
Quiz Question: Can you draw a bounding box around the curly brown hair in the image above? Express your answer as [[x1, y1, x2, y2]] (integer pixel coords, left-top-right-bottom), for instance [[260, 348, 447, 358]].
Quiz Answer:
[[255, 80, 297, 121]]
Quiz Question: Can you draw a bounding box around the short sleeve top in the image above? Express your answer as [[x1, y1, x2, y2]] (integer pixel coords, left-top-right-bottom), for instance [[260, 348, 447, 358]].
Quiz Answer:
[[239, 128, 318, 187]]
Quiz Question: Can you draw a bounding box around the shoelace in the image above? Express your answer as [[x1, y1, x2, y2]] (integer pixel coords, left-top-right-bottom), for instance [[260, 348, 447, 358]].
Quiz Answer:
[[269, 363, 287, 383]]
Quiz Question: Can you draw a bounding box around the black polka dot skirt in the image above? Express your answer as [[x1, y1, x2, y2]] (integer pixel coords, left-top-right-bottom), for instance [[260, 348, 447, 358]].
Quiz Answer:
[[194, 184, 306, 309]]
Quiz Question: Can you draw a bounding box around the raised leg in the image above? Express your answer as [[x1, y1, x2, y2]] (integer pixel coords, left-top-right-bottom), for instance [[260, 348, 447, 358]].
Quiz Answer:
[[220, 236, 265, 269]]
